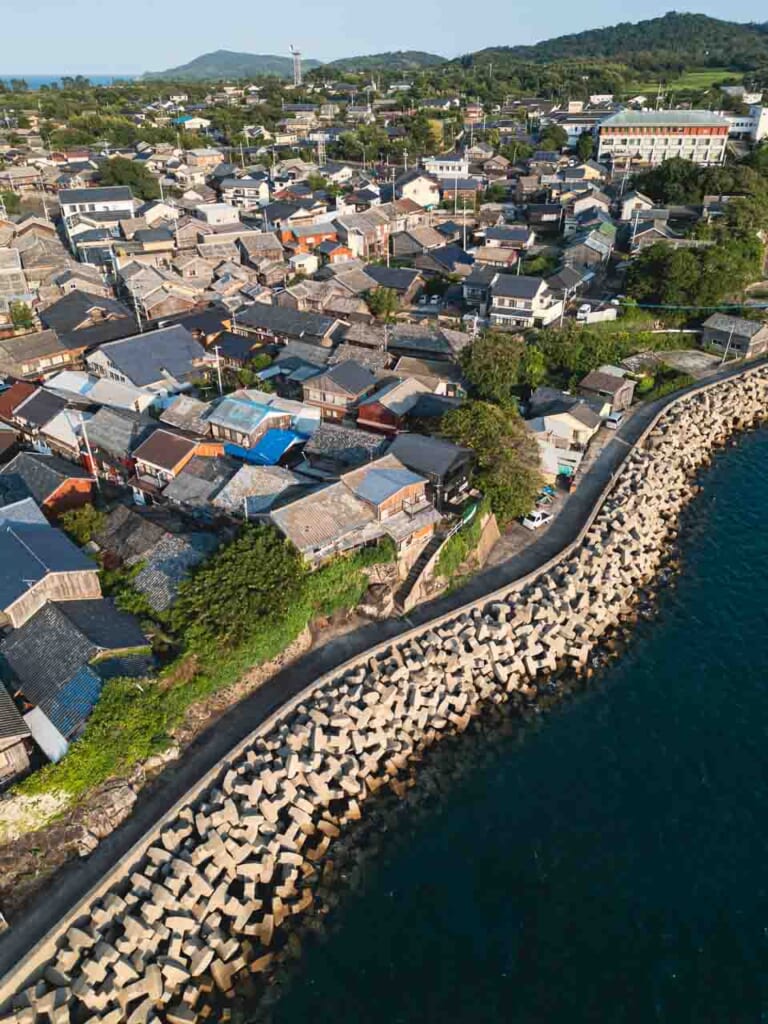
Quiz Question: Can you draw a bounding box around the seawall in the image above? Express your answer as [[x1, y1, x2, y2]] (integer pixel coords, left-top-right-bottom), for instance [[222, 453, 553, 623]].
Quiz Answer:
[[1, 364, 767, 1022]]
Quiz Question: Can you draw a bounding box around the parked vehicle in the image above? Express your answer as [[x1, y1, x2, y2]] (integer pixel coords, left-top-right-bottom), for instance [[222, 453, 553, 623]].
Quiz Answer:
[[576, 303, 592, 321], [605, 411, 624, 429], [521, 509, 553, 531]]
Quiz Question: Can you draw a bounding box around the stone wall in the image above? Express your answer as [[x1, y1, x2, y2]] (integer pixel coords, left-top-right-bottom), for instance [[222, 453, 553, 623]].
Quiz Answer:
[[1, 366, 767, 1023]]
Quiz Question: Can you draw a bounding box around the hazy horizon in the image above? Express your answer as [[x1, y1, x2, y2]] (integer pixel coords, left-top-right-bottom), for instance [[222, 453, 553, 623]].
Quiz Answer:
[[2, 0, 767, 76]]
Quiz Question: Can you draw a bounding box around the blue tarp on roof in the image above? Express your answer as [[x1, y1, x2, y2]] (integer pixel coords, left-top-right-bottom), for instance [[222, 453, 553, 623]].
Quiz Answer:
[[46, 666, 103, 740], [224, 429, 303, 466]]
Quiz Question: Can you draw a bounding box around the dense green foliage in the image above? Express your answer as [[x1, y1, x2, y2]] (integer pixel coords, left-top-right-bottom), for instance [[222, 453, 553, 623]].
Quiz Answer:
[[366, 287, 400, 321], [9, 301, 34, 329], [97, 157, 161, 200], [170, 525, 305, 651], [326, 51, 445, 72], [442, 401, 541, 525], [59, 504, 106, 547], [144, 49, 323, 81], [20, 528, 397, 800], [460, 13, 768, 74], [0, 189, 20, 215], [435, 501, 489, 578]]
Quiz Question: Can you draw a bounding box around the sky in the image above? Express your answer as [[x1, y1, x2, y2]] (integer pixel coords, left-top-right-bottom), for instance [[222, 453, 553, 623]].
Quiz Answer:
[[2, 0, 767, 74]]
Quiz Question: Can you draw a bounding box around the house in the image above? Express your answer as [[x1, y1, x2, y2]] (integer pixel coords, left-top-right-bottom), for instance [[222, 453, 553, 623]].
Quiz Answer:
[[129, 429, 200, 503], [489, 274, 563, 329], [391, 226, 446, 259], [205, 396, 290, 449], [0, 520, 100, 630], [213, 463, 305, 517], [2, 599, 147, 761], [83, 408, 155, 485], [356, 378, 431, 435], [272, 454, 439, 566], [162, 455, 238, 516], [473, 246, 518, 271], [388, 433, 473, 510], [159, 395, 211, 436], [364, 266, 423, 304], [423, 154, 470, 180], [302, 422, 389, 475], [388, 323, 470, 362], [414, 245, 474, 277], [483, 225, 535, 250], [0, 452, 93, 516], [0, 329, 91, 379], [58, 186, 135, 227], [483, 154, 511, 178], [526, 203, 564, 233], [0, 685, 30, 783], [394, 170, 440, 209], [237, 304, 339, 348], [86, 325, 208, 394], [525, 387, 603, 476], [8, 388, 68, 445], [392, 356, 467, 398], [219, 177, 270, 209], [333, 211, 390, 260], [39, 289, 132, 334], [701, 314, 768, 359], [0, 249, 31, 316], [302, 361, 377, 422], [578, 369, 636, 412]]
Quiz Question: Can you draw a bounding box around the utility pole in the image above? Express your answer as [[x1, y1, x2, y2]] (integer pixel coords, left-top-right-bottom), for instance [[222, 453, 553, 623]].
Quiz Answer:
[[213, 344, 224, 394], [462, 198, 468, 249], [630, 206, 641, 250], [78, 413, 101, 495], [720, 324, 735, 365]]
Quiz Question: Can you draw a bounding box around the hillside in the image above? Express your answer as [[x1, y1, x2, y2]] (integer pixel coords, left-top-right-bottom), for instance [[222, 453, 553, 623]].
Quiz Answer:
[[459, 12, 768, 72], [144, 49, 323, 81], [325, 51, 445, 72]]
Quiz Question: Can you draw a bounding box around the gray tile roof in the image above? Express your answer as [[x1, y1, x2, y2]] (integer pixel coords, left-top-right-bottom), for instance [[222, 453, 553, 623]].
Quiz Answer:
[[59, 186, 134, 205], [0, 683, 28, 743], [94, 325, 206, 387], [12, 389, 67, 430], [85, 408, 155, 460], [132, 532, 218, 612], [39, 290, 131, 333], [491, 274, 544, 300], [93, 504, 166, 564], [0, 452, 91, 505], [319, 360, 377, 396], [238, 304, 337, 341], [389, 433, 472, 479], [702, 313, 767, 339]]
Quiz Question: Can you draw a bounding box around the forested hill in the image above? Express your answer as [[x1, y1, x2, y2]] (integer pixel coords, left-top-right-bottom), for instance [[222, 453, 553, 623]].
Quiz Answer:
[[459, 13, 768, 71], [325, 51, 444, 72], [143, 50, 323, 81]]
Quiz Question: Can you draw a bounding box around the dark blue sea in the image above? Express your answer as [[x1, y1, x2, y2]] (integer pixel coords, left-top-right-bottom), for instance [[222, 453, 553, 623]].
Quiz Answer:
[[0, 75, 134, 90], [265, 427, 768, 1023]]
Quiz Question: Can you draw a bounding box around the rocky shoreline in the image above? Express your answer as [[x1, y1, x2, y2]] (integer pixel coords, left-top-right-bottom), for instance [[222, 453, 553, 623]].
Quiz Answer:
[[1, 366, 766, 1024]]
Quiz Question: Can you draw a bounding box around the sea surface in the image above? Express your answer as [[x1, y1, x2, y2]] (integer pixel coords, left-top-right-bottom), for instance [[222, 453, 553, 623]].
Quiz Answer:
[[0, 75, 134, 90], [264, 427, 768, 1024]]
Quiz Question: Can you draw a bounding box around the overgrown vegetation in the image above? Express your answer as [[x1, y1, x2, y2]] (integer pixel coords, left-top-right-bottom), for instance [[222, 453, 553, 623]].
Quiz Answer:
[[59, 504, 106, 547], [435, 501, 489, 578], [442, 401, 541, 526], [18, 528, 397, 801]]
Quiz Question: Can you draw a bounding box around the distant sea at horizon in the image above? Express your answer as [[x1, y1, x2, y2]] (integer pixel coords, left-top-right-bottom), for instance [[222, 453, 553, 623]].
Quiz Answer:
[[1, 75, 135, 90]]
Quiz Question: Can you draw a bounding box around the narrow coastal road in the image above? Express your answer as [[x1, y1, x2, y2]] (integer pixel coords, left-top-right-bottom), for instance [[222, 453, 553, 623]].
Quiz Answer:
[[0, 355, 761, 980]]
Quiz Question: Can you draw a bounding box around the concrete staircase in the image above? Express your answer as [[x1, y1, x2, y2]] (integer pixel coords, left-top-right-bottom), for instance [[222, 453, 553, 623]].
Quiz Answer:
[[394, 534, 445, 613]]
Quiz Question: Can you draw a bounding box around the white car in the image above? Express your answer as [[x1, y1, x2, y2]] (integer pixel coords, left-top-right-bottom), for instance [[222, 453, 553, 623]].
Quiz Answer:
[[605, 411, 624, 430], [576, 303, 592, 321], [521, 509, 553, 531]]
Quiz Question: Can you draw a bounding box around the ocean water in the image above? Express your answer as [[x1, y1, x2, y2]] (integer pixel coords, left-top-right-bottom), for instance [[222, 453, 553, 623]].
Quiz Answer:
[[264, 427, 768, 1024], [0, 75, 134, 90]]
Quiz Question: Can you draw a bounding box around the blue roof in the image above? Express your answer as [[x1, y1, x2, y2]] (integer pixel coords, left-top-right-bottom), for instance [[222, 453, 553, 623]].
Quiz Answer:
[[354, 467, 424, 506], [224, 429, 302, 465], [207, 396, 272, 435], [45, 665, 103, 739], [0, 523, 95, 609]]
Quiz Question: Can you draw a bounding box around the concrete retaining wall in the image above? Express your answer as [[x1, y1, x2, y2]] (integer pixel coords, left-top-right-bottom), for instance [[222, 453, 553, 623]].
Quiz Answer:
[[1, 364, 766, 1022]]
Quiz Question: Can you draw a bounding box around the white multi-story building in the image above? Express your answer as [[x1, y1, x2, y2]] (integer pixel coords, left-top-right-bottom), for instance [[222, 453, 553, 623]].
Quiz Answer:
[[58, 186, 135, 226], [488, 274, 563, 329], [597, 110, 729, 167], [727, 105, 768, 142], [423, 154, 470, 179]]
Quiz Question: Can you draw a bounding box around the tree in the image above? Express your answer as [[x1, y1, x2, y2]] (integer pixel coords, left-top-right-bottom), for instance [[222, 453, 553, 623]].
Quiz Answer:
[[576, 131, 594, 161], [0, 189, 20, 215], [538, 124, 568, 151], [97, 156, 160, 201], [170, 524, 305, 651], [59, 505, 106, 547], [520, 345, 547, 388], [442, 401, 542, 525], [460, 331, 525, 407], [9, 301, 34, 330], [366, 287, 399, 321], [10, 79, 28, 93]]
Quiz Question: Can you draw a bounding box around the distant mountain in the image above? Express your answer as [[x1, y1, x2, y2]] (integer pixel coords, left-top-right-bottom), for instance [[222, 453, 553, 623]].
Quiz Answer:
[[143, 49, 323, 81], [458, 13, 768, 71], [325, 51, 445, 72]]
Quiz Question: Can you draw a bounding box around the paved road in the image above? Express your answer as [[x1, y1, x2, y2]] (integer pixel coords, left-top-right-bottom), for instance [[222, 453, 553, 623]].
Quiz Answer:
[[0, 355, 761, 980]]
